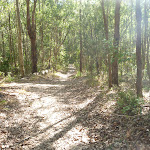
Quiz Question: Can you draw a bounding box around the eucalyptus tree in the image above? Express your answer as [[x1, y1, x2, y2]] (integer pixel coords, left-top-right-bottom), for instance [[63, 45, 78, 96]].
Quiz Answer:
[[102, 0, 112, 88], [26, 0, 37, 73], [16, 0, 25, 77], [79, 0, 83, 75], [136, 0, 142, 97], [112, 0, 121, 86], [144, 0, 150, 82]]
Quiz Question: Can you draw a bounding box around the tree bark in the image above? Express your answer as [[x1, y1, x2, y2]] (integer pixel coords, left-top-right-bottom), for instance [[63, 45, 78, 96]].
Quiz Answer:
[[79, 0, 82, 75], [8, 13, 12, 65], [2, 31, 5, 59], [147, 38, 150, 82], [102, 0, 112, 88], [112, 0, 121, 86], [16, 0, 25, 77], [136, 0, 142, 97], [26, 0, 37, 73], [142, 0, 147, 73], [39, 0, 44, 64]]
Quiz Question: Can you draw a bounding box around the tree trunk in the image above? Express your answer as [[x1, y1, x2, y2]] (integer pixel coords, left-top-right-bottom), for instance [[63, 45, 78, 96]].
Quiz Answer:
[[12, 36, 17, 67], [16, 0, 25, 77], [142, 0, 147, 73], [136, 0, 142, 97], [26, 0, 37, 73], [2, 31, 5, 59], [31, 38, 37, 73], [147, 38, 150, 82], [102, 0, 112, 88], [112, 0, 121, 86], [79, 0, 82, 75], [39, 0, 44, 64], [8, 13, 12, 65]]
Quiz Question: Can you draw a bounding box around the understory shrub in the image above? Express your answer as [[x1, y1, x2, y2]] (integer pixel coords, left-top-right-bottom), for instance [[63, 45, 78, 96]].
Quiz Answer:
[[5, 73, 15, 82], [116, 91, 144, 116], [86, 76, 99, 87], [0, 60, 10, 76]]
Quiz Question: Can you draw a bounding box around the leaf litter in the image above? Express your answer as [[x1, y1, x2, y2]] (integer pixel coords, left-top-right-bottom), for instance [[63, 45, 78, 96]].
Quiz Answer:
[[0, 66, 150, 150]]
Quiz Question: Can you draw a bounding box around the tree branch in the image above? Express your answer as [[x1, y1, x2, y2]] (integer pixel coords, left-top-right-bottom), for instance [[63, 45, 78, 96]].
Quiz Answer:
[[32, 0, 37, 26]]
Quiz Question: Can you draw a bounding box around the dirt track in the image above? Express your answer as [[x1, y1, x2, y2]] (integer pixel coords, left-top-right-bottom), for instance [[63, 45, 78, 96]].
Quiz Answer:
[[0, 66, 150, 150]]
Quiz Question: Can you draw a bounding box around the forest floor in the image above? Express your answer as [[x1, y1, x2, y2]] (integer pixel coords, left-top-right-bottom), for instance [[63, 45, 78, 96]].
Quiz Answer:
[[0, 65, 150, 150]]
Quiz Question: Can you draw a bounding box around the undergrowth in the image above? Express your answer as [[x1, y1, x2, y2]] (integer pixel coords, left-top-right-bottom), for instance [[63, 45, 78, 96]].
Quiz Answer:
[[116, 90, 144, 116], [85, 76, 99, 87], [5, 73, 15, 82]]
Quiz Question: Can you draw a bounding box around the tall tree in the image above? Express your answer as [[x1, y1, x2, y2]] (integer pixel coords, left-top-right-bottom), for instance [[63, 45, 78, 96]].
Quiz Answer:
[[79, 0, 83, 75], [144, 0, 150, 82], [2, 31, 5, 59], [101, 0, 112, 88], [112, 0, 121, 86], [136, 0, 142, 97], [16, 0, 25, 77], [142, 0, 147, 73], [147, 38, 150, 82], [8, 13, 12, 64], [26, 0, 37, 73]]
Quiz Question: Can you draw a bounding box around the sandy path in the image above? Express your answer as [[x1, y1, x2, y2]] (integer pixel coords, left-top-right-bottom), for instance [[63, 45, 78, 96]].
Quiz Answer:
[[0, 66, 103, 150]]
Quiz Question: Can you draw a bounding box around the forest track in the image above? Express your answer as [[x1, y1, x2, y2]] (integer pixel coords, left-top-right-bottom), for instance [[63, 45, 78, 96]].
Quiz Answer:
[[0, 65, 150, 150]]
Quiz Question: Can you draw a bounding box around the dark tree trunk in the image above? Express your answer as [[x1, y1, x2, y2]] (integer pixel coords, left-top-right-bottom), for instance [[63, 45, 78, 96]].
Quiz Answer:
[[112, 0, 121, 86], [26, 0, 37, 73], [136, 0, 142, 97], [31, 38, 37, 73], [2, 31, 5, 59]]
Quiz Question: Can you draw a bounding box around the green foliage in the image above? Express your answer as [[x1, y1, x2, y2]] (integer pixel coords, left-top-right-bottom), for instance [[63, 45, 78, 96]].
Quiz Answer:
[[5, 73, 15, 83], [74, 71, 81, 78], [116, 91, 144, 116], [0, 60, 10, 76], [0, 99, 7, 105], [11, 66, 20, 76], [0, 71, 4, 77]]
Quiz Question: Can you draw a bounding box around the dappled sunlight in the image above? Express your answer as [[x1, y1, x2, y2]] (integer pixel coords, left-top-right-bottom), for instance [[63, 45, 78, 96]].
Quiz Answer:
[[31, 96, 57, 110], [40, 96, 57, 106], [3, 82, 63, 89], [52, 124, 90, 150], [1, 0, 150, 148], [1, 65, 149, 150], [74, 97, 96, 110]]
